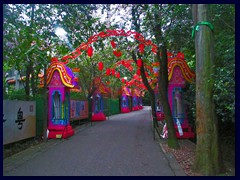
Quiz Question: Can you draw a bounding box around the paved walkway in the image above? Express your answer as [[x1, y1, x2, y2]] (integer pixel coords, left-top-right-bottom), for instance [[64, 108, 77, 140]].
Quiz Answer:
[[3, 106, 185, 176]]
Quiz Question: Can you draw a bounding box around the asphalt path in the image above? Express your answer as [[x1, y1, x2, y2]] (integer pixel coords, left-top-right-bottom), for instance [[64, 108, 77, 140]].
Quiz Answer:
[[4, 106, 176, 176]]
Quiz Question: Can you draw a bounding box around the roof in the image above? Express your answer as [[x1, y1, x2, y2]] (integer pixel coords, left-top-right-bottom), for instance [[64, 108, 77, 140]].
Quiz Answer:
[[39, 58, 78, 88]]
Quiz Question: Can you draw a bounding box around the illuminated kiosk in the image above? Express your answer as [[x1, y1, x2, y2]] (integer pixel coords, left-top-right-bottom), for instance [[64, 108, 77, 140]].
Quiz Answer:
[[132, 89, 140, 111], [155, 53, 195, 139], [40, 57, 78, 139], [91, 77, 109, 121], [121, 86, 131, 113]]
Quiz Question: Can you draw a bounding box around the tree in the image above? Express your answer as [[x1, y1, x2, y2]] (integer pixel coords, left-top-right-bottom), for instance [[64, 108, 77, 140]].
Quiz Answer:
[[192, 4, 223, 175]]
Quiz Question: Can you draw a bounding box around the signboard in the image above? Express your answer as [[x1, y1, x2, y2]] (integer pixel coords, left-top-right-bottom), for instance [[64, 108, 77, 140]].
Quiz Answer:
[[3, 100, 36, 145]]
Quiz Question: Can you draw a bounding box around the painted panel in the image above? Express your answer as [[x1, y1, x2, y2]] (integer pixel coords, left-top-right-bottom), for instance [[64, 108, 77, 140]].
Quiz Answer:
[[3, 100, 36, 145], [70, 100, 88, 120]]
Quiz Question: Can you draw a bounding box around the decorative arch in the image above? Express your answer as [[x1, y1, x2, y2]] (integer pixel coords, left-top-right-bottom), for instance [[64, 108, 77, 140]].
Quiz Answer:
[[61, 29, 158, 64]]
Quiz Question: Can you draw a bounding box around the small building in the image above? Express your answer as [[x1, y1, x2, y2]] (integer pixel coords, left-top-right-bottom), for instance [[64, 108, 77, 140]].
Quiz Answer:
[[91, 77, 110, 121], [39, 57, 79, 139], [120, 86, 131, 113], [132, 88, 140, 111]]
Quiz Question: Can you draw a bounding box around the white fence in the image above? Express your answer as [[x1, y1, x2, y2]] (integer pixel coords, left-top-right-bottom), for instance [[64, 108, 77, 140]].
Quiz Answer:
[[3, 100, 36, 145]]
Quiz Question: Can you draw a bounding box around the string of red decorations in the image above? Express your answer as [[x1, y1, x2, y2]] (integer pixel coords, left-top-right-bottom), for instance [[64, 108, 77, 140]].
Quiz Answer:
[[60, 29, 159, 64]]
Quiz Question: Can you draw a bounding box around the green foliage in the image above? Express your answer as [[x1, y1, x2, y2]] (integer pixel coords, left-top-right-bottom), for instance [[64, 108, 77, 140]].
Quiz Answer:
[[4, 88, 34, 101], [70, 91, 87, 100]]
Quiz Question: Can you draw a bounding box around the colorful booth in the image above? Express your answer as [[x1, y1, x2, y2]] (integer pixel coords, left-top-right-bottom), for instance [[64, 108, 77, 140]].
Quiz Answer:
[[132, 89, 140, 111], [39, 57, 79, 139], [91, 77, 110, 121], [155, 54, 195, 138], [121, 86, 131, 113]]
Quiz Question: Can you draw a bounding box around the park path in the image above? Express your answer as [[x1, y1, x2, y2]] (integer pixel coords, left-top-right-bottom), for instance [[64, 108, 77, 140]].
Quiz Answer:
[[4, 106, 179, 176]]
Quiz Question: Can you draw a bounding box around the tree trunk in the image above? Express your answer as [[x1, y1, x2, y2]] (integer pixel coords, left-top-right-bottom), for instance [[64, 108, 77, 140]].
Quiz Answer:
[[192, 4, 223, 175], [157, 46, 179, 149], [131, 52, 158, 132], [30, 65, 35, 96], [153, 18, 179, 149], [25, 64, 31, 99]]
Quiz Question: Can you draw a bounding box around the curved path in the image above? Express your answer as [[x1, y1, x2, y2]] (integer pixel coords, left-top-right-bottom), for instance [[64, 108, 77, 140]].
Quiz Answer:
[[4, 107, 177, 176]]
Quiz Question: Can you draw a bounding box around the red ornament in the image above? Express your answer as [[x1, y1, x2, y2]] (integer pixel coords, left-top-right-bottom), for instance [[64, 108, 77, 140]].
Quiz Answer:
[[121, 78, 125, 83], [113, 50, 122, 57], [139, 44, 145, 54], [98, 61, 104, 71], [152, 47, 157, 54], [115, 72, 120, 79], [111, 69, 115, 75], [87, 46, 93, 57], [137, 69, 141, 76], [106, 68, 111, 76], [121, 60, 125, 66], [110, 40, 116, 48], [137, 59, 142, 68]]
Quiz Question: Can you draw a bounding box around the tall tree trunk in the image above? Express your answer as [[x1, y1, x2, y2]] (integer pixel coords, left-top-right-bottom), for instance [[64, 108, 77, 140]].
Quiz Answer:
[[153, 17, 179, 149], [192, 4, 223, 175], [25, 63, 31, 99], [157, 46, 179, 149], [131, 52, 158, 135], [30, 65, 35, 96]]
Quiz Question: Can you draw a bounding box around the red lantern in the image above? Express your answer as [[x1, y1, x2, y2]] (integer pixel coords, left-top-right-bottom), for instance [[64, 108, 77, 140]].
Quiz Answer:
[[152, 47, 157, 54], [110, 40, 116, 48], [137, 59, 142, 68], [139, 44, 145, 54], [87, 46, 93, 57], [111, 69, 115, 75], [106, 68, 111, 76], [113, 50, 122, 57], [137, 69, 141, 76], [98, 61, 104, 71], [115, 72, 120, 79]]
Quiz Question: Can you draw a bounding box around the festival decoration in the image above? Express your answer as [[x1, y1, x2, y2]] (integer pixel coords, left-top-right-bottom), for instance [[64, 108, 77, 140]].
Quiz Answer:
[[139, 44, 145, 54], [111, 69, 115, 75], [137, 69, 141, 76], [106, 68, 111, 76], [110, 40, 116, 48], [98, 61, 104, 71], [61, 29, 161, 63], [115, 72, 120, 79], [87, 46, 93, 57], [137, 59, 142, 68], [113, 50, 122, 57]]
